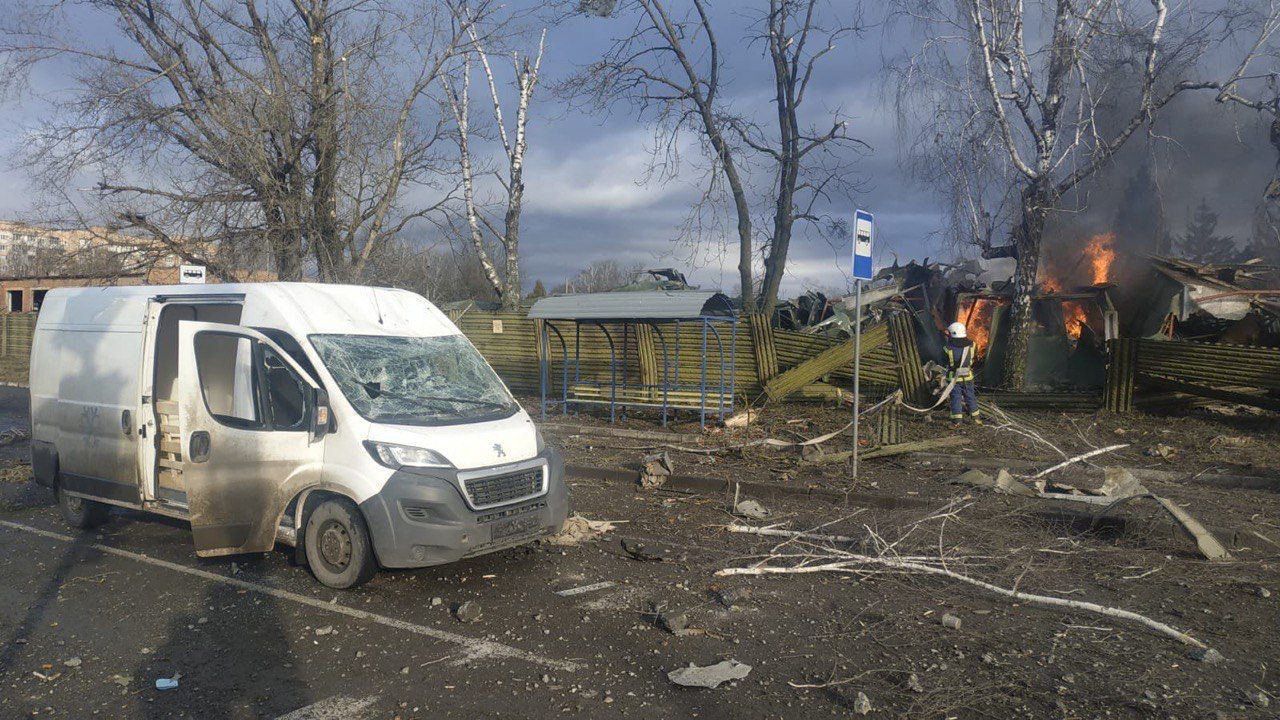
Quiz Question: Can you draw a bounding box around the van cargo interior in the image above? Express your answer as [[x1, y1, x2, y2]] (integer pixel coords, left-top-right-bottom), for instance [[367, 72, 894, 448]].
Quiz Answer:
[[152, 302, 243, 504]]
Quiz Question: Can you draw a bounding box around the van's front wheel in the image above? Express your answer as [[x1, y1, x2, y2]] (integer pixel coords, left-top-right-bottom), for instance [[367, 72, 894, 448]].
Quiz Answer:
[[56, 486, 110, 529], [303, 498, 377, 589]]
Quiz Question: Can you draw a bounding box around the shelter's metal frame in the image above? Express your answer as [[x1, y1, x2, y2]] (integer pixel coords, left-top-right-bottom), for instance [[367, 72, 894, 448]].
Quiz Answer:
[[530, 291, 738, 427]]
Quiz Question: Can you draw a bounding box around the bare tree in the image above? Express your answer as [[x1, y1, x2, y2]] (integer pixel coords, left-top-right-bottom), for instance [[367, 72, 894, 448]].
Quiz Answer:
[[736, 0, 866, 318], [443, 24, 547, 310], [567, 259, 645, 293], [0, 0, 488, 281], [893, 0, 1254, 388], [565, 0, 756, 309], [1211, 1, 1280, 262]]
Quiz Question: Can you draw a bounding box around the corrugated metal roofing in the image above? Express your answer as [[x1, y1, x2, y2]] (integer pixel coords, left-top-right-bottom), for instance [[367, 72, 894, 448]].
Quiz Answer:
[[527, 290, 735, 320]]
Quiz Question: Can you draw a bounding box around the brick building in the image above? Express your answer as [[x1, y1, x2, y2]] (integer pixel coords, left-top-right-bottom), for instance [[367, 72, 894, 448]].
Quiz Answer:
[[0, 221, 274, 313]]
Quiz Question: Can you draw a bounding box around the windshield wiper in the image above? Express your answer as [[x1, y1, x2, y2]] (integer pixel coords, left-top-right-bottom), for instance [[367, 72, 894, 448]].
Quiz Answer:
[[411, 394, 511, 410], [358, 381, 510, 411]]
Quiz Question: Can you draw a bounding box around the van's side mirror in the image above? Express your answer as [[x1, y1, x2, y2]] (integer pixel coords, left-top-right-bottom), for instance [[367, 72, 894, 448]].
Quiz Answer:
[[311, 388, 332, 441]]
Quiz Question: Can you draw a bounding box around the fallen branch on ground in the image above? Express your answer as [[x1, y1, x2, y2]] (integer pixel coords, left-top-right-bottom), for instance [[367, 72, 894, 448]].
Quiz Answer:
[[1031, 444, 1128, 479], [716, 531, 1213, 654]]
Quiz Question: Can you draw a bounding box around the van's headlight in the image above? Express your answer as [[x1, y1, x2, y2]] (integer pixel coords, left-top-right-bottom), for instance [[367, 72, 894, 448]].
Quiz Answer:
[[364, 441, 453, 469]]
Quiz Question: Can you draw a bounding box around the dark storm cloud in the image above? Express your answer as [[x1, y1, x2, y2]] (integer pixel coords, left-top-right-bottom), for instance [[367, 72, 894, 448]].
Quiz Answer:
[[1, 0, 1271, 296]]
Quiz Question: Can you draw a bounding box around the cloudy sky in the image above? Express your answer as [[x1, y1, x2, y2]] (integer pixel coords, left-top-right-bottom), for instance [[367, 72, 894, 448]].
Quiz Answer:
[[0, 0, 1272, 296]]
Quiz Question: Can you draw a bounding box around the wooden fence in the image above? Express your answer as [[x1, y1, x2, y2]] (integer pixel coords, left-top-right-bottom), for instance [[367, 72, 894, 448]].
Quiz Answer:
[[451, 309, 922, 403], [0, 308, 927, 407], [1105, 337, 1280, 412], [0, 314, 35, 385]]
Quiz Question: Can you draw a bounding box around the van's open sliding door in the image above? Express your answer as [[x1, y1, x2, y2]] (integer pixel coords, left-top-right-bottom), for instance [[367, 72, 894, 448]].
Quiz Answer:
[[177, 321, 326, 557]]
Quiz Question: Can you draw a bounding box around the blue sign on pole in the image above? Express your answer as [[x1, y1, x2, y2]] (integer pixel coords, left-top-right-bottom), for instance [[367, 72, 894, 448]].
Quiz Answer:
[[853, 209, 874, 281]]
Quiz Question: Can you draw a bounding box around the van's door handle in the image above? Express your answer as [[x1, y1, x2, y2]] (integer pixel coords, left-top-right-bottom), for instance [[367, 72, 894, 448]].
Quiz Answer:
[[189, 431, 211, 463], [121, 410, 132, 436]]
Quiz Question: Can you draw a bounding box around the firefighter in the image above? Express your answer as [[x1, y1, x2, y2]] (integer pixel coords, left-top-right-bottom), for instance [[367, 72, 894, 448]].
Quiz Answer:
[[944, 321, 982, 426]]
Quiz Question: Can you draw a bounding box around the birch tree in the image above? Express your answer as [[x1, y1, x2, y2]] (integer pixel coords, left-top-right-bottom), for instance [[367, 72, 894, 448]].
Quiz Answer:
[[443, 25, 547, 310], [893, 0, 1252, 388]]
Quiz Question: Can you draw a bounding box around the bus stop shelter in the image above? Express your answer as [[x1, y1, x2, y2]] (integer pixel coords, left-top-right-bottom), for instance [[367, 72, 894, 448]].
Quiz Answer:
[[528, 290, 738, 426]]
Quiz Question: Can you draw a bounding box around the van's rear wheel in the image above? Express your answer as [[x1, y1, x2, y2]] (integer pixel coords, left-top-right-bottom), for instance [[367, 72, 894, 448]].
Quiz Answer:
[[56, 486, 110, 529], [303, 498, 377, 589]]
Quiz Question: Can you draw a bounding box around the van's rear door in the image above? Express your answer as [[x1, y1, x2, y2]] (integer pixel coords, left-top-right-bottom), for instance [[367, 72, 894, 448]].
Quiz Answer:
[[177, 321, 325, 556]]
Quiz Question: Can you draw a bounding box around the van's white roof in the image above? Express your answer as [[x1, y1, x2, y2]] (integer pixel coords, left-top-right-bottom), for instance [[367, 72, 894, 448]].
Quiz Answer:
[[43, 282, 458, 337]]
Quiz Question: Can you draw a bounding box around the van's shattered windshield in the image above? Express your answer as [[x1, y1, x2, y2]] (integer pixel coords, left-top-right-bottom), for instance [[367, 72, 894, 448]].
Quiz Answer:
[[310, 334, 518, 425]]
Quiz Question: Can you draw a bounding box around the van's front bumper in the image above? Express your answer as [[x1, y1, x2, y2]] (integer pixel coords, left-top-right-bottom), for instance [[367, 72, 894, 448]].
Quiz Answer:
[[358, 447, 569, 569]]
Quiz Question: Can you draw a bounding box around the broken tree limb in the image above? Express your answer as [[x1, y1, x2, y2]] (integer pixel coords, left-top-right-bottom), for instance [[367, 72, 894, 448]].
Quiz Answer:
[[805, 436, 968, 465], [725, 524, 863, 545], [715, 548, 1214, 654], [1031, 444, 1128, 479]]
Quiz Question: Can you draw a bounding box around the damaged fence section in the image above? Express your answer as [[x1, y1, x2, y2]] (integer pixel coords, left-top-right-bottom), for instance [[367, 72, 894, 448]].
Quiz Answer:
[[1105, 337, 1280, 413]]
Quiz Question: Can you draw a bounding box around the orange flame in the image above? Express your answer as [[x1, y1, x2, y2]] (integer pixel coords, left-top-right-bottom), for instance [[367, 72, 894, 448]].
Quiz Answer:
[[1084, 232, 1116, 285], [956, 298, 998, 360], [1062, 300, 1090, 340]]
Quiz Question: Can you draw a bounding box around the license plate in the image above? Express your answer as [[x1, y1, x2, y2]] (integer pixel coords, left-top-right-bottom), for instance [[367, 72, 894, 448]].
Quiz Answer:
[[490, 514, 541, 541]]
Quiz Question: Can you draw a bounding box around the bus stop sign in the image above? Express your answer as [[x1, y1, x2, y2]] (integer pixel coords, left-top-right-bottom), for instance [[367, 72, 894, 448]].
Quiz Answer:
[[853, 209, 873, 281]]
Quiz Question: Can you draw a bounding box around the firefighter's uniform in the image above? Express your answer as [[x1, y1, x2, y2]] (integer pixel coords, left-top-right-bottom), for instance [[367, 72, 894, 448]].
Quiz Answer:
[[944, 334, 982, 424]]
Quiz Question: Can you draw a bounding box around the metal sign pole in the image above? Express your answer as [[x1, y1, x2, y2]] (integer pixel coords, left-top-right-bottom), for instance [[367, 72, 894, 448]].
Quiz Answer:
[[850, 208, 874, 488], [852, 277, 862, 484]]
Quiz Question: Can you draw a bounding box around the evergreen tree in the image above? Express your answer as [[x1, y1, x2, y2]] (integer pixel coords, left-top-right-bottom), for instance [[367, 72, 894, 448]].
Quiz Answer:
[[527, 279, 548, 300], [1174, 199, 1238, 263]]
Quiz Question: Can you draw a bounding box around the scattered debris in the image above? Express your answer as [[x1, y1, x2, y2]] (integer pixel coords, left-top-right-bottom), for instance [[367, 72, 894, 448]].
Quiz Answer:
[[994, 468, 1036, 497], [62, 657, 81, 668], [905, 672, 925, 693], [639, 452, 673, 490], [732, 499, 771, 521], [1038, 468, 1234, 562], [554, 581, 616, 597], [723, 410, 755, 428], [1258, 586, 1273, 599], [430, 597, 443, 606], [315, 626, 334, 636], [109, 674, 131, 688], [1144, 444, 1178, 459], [155, 676, 180, 691], [940, 613, 962, 630], [712, 587, 751, 609], [1210, 435, 1252, 449], [1152, 496, 1234, 562], [719, 526, 1218, 654], [853, 691, 872, 715], [667, 659, 752, 689], [1189, 647, 1225, 664], [656, 607, 690, 634], [1248, 690, 1272, 708], [546, 515, 622, 546], [949, 468, 993, 488], [621, 538, 666, 562], [453, 601, 482, 623]]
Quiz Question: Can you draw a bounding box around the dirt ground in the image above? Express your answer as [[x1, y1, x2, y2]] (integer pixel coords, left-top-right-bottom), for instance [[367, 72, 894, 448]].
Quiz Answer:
[[1, 386, 1278, 718]]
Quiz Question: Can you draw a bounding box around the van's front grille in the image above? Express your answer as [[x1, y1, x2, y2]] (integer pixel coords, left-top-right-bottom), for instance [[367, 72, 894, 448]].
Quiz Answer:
[[462, 467, 544, 509]]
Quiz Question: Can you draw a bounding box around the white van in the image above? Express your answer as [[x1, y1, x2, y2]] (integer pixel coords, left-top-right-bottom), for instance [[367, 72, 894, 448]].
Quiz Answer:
[[29, 283, 568, 588]]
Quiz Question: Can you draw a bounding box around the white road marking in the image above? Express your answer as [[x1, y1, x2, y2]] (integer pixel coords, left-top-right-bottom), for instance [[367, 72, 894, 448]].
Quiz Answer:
[[0, 520, 581, 672], [275, 695, 379, 720], [555, 581, 616, 597]]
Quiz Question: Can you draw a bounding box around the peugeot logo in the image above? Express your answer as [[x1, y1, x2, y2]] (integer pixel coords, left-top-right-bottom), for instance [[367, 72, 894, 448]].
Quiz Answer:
[[492, 443, 506, 458]]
